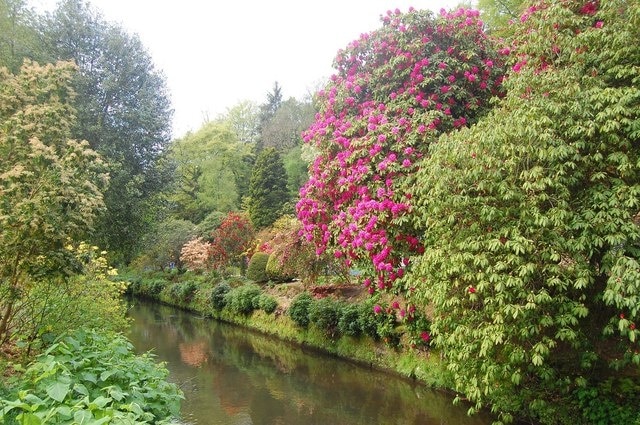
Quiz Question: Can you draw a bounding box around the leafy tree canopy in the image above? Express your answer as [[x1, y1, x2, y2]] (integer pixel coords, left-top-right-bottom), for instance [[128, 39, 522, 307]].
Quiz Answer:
[[409, 1, 640, 423], [0, 60, 108, 344], [40, 0, 174, 263], [168, 121, 252, 223]]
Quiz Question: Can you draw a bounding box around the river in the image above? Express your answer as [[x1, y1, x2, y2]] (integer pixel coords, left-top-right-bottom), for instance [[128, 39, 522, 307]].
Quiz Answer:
[[127, 300, 493, 425]]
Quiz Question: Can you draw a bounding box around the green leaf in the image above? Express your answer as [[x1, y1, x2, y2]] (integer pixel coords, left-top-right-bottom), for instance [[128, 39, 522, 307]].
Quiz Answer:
[[89, 396, 112, 409], [73, 410, 93, 424], [17, 413, 42, 425], [99, 370, 115, 382], [532, 354, 544, 367], [46, 381, 70, 403]]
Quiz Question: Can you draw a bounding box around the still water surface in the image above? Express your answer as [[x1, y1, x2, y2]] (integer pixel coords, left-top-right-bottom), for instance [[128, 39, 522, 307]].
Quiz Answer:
[[127, 301, 493, 425]]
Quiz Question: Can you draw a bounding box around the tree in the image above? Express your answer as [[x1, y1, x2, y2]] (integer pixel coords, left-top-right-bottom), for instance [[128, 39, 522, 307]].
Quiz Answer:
[[220, 100, 260, 145], [133, 218, 197, 271], [409, 1, 640, 423], [0, 61, 108, 344], [283, 145, 309, 197], [260, 97, 315, 151], [168, 121, 252, 223], [477, 0, 527, 33], [247, 148, 290, 229], [40, 0, 174, 263], [0, 0, 42, 71], [297, 7, 505, 292], [255, 81, 283, 152], [209, 212, 255, 271]]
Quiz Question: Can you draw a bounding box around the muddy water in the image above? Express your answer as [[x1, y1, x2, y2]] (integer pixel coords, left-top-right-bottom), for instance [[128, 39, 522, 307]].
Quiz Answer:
[[127, 300, 492, 425]]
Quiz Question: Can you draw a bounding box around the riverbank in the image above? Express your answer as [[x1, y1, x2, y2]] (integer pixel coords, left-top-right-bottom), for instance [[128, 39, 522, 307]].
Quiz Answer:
[[123, 272, 455, 393]]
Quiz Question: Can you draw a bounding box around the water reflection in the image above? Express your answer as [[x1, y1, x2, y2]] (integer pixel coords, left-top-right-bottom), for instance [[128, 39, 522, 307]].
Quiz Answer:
[[127, 301, 492, 425]]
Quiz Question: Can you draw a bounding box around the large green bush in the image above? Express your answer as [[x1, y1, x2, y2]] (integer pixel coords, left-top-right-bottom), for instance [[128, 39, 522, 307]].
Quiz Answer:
[[210, 282, 231, 311], [224, 284, 262, 315], [246, 252, 270, 283], [288, 292, 313, 328], [257, 294, 278, 314], [308, 297, 343, 339], [338, 304, 362, 337], [408, 1, 640, 423], [169, 281, 198, 304], [0, 330, 182, 424]]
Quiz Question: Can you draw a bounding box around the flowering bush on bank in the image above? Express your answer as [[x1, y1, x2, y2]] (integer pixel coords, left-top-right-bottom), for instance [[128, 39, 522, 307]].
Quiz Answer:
[[297, 7, 505, 293], [180, 212, 255, 272], [409, 1, 640, 423]]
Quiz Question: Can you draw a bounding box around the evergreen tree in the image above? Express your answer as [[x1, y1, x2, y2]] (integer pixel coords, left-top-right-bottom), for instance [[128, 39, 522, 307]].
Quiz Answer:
[[247, 148, 290, 229]]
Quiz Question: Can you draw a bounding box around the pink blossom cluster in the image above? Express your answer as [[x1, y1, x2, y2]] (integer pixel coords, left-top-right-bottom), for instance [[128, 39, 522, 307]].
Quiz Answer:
[[297, 8, 505, 292]]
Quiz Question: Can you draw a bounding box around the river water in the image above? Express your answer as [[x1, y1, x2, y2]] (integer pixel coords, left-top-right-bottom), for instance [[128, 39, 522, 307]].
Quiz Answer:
[[127, 300, 493, 425]]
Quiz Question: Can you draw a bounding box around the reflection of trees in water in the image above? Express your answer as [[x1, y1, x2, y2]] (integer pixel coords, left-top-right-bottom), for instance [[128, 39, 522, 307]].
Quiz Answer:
[[178, 341, 208, 367], [129, 300, 491, 425]]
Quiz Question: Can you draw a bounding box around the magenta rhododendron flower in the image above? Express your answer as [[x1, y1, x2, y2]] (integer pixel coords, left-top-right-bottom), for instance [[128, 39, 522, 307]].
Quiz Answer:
[[297, 7, 505, 294], [373, 305, 382, 314]]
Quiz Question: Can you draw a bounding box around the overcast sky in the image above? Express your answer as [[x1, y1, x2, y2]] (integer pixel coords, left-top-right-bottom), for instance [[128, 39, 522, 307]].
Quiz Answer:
[[30, 0, 463, 138]]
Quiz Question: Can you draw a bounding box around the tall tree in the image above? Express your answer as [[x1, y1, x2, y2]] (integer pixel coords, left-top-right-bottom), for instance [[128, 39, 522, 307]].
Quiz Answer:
[[261, 97, 315, 151], [40, 0, 173, 263], [0, 0, 42, 71], [297, 8, 505, 291], [247, 148, 290, 229], [220, 100, 260, 145], [255, 81, 283, 152], [0, 61, 108, 344], [169, 121, 252, 223]]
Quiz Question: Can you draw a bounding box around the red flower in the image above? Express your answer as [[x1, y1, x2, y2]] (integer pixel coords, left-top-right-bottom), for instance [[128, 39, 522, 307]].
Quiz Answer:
[[420, 331, 431, 342], [468, 286, 476, 294]]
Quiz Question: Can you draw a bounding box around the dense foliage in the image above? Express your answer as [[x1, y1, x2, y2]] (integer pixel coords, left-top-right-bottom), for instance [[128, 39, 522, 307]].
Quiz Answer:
[[297, 7, 506, 292], [246, 252, 271, 283], [209, 212, 255, 271], [247, 147, 290, 229], [408, 1, 640, 423], [0, 330, 182, 424], [256, 216, 328, 284], [40, 0, 174, 263], [169, 121, 252, 223], [0, 61, 109, 345]]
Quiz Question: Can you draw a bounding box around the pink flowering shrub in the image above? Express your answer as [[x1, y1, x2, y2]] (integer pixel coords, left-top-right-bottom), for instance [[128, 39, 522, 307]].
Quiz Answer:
[[297, 7, 505, 292], [180, 237, 211, 272]]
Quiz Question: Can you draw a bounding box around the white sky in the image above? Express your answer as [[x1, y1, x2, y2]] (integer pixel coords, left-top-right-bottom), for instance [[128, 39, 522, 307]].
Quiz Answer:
[[29, 0, 463, 138]]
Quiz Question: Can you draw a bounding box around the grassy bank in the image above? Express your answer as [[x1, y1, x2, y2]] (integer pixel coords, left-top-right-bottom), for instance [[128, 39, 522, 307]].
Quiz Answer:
[[122, 271, 454, 392]]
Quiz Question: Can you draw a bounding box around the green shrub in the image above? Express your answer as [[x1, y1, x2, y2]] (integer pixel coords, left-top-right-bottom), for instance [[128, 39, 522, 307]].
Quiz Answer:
[[338, 304, 361, 337], [246, 252, 270, 282], [358, 300, 382, 340], [257, 294, 278, 314], [265, 252, 295, 282], [0, 330, 182, 424], [575, 378, 640, 425], [137, 278, 166, 298], [211, 282, 231, 310], [308, 297, 343, 339], [224, 284, 262, 315], [288, 292, 313, 328], [168, 281, 197, 303], [178, 281, 198, 303]]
